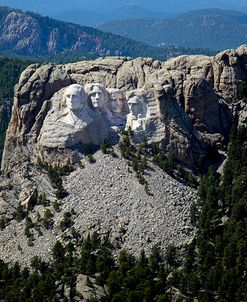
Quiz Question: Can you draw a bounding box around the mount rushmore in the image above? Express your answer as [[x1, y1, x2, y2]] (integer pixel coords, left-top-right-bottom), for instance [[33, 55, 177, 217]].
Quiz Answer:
[[0, 46, 247, 263], [4, 45, 244, 173], [38, 82, 164, 151]]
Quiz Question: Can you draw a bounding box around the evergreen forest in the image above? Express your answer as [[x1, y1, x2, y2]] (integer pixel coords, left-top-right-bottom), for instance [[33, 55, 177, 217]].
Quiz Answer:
[[0, 125, 246, 302], [97, 9, 247, 51]]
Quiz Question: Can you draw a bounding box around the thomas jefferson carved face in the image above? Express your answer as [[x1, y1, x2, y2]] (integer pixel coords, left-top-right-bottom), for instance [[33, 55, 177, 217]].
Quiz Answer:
[[88, 86, 105, 109], [64, 84, 87, 112]]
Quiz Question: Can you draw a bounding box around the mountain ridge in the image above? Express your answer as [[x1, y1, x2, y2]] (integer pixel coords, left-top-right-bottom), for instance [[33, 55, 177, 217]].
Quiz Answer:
[[97, 8, 247, 50], [1, 0, 247, 16], [0, 6, 214, 62], [52, 5, 172, 27]]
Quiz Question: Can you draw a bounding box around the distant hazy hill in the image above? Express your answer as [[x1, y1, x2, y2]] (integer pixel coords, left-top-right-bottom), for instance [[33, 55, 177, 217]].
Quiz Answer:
[[53, 5, 171, 27], [1, 0, 247, 16], [0, 6, 215, 62], [97, 9, 247, 50]]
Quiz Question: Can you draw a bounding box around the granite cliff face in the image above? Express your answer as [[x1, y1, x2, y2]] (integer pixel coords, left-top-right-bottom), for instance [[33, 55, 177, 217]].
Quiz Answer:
[[4, 46, 247, 172], [0, 46, 247, 264], [0, 11, 103, 56]]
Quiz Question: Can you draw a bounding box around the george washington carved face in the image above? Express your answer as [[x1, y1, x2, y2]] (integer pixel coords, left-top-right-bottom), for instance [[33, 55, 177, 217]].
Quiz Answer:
[[63, 84, 87, 112]]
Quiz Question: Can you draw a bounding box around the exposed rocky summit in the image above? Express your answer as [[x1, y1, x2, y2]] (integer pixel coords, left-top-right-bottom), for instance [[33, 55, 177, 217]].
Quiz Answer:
[[4, 46, 247, 172], [1, 46, 247, 264], [0, 11, 103, 57], [0, 12, 42, 54], [0, 6, 188, 61]]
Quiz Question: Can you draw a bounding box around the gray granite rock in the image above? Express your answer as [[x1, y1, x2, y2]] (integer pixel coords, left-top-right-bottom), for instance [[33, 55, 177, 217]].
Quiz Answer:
[[1, 47, 247, 265], [0, 150, 197, 265]]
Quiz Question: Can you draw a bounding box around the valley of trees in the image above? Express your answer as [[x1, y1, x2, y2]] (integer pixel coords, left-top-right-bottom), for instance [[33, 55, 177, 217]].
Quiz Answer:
[[0, 125, 246, 302]]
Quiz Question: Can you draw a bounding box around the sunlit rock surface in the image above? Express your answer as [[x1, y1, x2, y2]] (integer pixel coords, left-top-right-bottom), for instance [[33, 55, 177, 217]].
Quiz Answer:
[[1, 47, 247, 263]]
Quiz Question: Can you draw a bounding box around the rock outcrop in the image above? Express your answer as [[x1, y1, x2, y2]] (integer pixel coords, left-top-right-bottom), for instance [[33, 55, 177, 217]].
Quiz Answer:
[[0, 11, 103, 56], [38, 85, 110, 150], [1, 46, 247, 264], [4, 46, 247, 172], [0, 12, 42, 55]]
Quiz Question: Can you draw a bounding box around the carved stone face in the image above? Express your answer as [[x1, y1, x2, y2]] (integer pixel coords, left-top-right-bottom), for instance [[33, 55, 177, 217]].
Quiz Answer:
[[64, 84, 86, 112], [89, 86, 105, 109], [128, 96, 145, 117], [109, 90, 125, 113]]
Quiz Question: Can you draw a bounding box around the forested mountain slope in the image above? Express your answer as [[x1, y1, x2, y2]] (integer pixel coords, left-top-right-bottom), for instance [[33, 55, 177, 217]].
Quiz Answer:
[[53, 5, 171, 27], [97, 9, 247, 50], [0, 125, 245, 302], [0, 6, 211, 62]]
